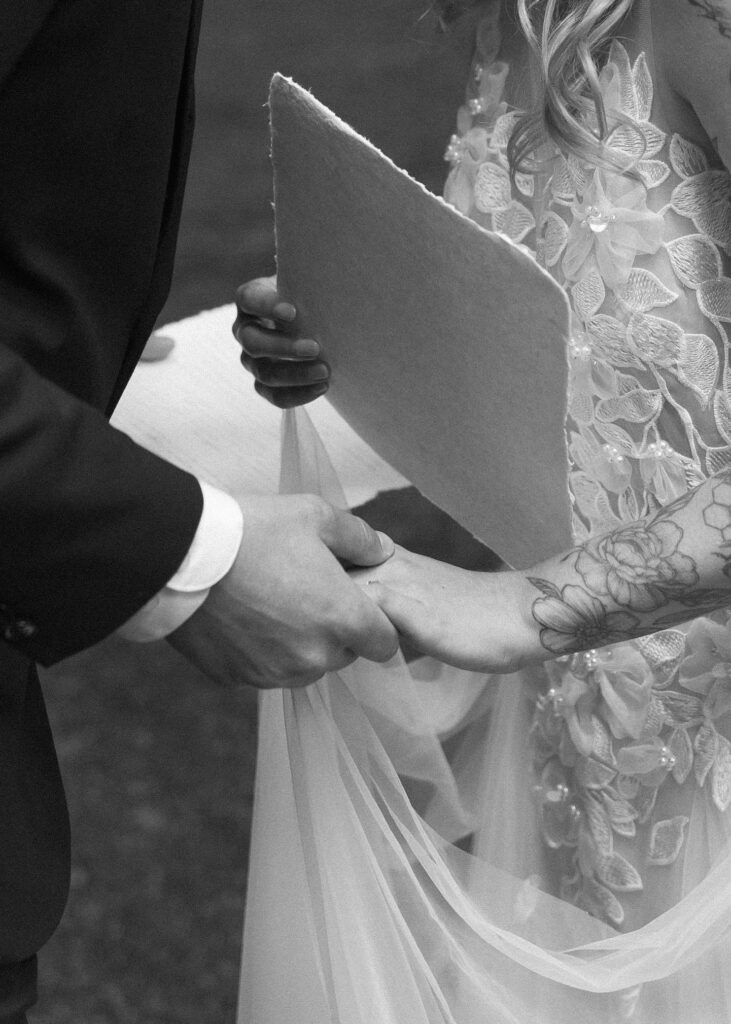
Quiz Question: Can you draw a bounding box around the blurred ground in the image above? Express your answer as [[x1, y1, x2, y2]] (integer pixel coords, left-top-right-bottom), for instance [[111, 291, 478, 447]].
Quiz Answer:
[[36, 2, 476, 1022]]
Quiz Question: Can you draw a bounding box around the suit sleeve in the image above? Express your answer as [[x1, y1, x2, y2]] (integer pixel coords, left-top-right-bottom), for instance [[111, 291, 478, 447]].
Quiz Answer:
[[0, 1, 211, 665], [0, 341, 204, 665]]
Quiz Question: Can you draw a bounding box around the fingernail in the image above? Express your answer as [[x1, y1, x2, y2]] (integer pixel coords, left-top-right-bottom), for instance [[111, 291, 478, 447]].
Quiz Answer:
[[273, 301, 296, 322], [377, 531, 395, 556], [293, 338, 320, 358], [308, 361, 329, 381]]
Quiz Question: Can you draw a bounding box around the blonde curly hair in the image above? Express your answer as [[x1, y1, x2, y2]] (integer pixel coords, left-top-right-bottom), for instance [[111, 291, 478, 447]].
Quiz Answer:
[[436, 0, 638, 175]]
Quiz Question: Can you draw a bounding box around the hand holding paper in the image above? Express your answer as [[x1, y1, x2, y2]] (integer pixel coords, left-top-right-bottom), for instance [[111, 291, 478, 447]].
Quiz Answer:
[[270, 73, 572, 569], [234, 276, 331, 408]]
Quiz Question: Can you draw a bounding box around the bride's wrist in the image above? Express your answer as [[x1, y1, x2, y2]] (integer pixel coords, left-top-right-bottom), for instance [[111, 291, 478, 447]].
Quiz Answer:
[[480, 568, 551, 672]]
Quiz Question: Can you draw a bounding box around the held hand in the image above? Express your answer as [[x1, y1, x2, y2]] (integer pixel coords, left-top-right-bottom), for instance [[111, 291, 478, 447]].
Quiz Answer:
[[353, 546, 543, 674], [168, 494, 399, 689], [233, 276, 330, 408]]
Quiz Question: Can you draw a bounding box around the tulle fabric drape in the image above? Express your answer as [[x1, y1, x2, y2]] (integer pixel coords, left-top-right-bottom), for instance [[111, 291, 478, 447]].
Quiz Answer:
[[237, 408, 731, 1024]]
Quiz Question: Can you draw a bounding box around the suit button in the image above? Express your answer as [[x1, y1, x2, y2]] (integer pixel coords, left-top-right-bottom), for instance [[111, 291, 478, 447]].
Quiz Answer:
[[0, 604, 37, 642]]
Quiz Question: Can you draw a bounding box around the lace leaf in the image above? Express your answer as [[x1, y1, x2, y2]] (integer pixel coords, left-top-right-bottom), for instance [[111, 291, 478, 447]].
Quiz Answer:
[[587, 315, 642, 368], [647, 816, 689, 866], [584, 878, 625, 927], [572, 271, 606, 322], [615, 269, 678, 312], [540, 212, 569, 266], [601, 789, 637, 836], [637, 159, 670, 189], [669, 134, 710, 179], [712, 734, 731, 812], [706, 446, 731, 476], [675, 333, 718, 404], [595, 850, 643, 892], [591, 716, 616, 764], [473, 162, 511, 213], [608, 40, 635, 116], [594, 421, 635, 454], [637, 630, 686, 673], [671, 170, 730, 222], [694, 722, 719, 786], [632, 53, 653, 121], [595, 389, 662, 424], [669, 727, 694, 784], [723, 373, 731, 434], [627, 314, 684, 366], [657, 691, 703, 724], [665, 234, 722, 288], [618, 487, 641, 522], [638, 122, 666, 159], [609, 817, 636, 838], [574, 757, 617, 789], [698, 278, 731, 323], [635, 784, 658, 824], [493, 200, 534, 242], [585, 795, 614, 855]]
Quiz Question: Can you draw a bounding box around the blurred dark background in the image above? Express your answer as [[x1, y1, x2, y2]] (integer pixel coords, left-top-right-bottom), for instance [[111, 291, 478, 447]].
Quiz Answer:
[[36, 2, 475, 1021]]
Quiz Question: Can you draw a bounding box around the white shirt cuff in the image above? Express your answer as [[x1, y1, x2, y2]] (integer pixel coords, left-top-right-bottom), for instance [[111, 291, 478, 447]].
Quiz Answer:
[[117, 480, 244, 643]]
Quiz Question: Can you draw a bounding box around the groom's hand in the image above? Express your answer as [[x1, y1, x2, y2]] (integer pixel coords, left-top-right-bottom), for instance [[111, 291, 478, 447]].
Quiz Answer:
[[168, 494, 399, 689]]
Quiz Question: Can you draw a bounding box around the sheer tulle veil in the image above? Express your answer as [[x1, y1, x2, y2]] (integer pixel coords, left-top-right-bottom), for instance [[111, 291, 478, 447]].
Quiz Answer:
[[237, 409, 731, 1024]]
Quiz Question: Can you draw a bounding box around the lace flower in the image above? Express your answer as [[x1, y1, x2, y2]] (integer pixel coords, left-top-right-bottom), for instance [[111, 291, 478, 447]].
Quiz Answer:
[[616, 736, 677, 786], [679, 616, 731, 721], [563, 171, 664, 291], [543, 671, 599, 757], [594, 647, 655, 740], [639, 441, 688, 505], [535, 759, 581, 848], [444, 128, 491, 215], [576, 520, 699, 612]]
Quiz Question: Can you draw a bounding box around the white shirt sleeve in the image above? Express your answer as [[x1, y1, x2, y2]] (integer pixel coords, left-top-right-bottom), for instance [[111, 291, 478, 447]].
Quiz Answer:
[[117, 480, 244, 642]]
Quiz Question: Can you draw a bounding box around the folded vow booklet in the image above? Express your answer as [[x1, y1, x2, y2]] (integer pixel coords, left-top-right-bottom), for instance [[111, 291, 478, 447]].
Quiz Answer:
[[270, 75, 572, 567]]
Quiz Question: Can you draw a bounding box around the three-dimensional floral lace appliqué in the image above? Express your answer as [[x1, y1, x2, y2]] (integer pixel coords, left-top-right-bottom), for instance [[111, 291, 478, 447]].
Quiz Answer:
[[445, 35, 731, 927]]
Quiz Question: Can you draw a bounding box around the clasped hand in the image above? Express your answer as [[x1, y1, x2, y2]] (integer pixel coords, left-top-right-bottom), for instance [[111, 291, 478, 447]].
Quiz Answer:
[[350, 547, 540, 674], [169, 493, 400, 689], [228, 277, 542, 678]]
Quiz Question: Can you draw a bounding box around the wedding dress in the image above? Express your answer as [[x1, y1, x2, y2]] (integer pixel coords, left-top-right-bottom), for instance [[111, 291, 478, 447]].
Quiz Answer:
[[238, 1, 731, 1020]]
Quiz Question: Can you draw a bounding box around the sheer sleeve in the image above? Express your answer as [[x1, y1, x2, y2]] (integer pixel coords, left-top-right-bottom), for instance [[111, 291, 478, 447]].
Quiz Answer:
[[655, 0, 731, 170]]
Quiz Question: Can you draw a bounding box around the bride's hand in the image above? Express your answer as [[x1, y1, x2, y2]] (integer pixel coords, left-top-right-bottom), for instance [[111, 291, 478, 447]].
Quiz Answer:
[[352, 546, 544, 673], [233, 275, 330, 407]]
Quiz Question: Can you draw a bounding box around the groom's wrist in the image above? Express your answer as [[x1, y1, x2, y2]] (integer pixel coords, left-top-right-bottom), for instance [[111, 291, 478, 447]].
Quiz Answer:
[[117, 480, 244, 643]]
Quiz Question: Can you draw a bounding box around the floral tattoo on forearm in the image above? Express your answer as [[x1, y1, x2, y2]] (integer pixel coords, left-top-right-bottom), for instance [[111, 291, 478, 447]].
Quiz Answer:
[[530, 468, 731, 656]]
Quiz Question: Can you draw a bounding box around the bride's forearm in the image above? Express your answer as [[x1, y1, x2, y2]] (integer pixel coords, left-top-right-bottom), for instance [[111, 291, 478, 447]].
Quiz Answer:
[[523, 467, 731, 658]]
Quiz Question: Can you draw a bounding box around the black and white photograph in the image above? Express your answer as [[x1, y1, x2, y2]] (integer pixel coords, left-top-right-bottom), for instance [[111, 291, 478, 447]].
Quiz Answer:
[[1, 1, 731, 1021]]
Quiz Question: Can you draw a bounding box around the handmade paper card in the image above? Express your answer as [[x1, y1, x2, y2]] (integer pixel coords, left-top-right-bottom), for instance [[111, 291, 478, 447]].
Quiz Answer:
[[270, 74, 573, 567]]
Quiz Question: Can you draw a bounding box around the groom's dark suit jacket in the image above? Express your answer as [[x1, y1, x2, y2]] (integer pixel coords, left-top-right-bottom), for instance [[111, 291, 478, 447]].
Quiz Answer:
[[0, 1, 206, 1013]]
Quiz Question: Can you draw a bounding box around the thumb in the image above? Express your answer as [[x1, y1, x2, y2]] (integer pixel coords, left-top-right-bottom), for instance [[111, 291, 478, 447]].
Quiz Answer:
[[325, 508, 395, 567], [363, 582, 436, 652]]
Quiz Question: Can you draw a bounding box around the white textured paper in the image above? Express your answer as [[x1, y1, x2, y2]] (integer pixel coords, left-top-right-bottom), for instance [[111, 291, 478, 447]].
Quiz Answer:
[[271, 74, 572, 566], [111, 305, 408, 507]]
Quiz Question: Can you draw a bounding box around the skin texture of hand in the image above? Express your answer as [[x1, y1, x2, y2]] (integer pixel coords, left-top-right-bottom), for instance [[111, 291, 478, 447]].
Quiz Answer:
[[233, 275, 331, 408], [168, 494, 399, 689], [353, 546, 543, 673], [358, 465, 731, 674]]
